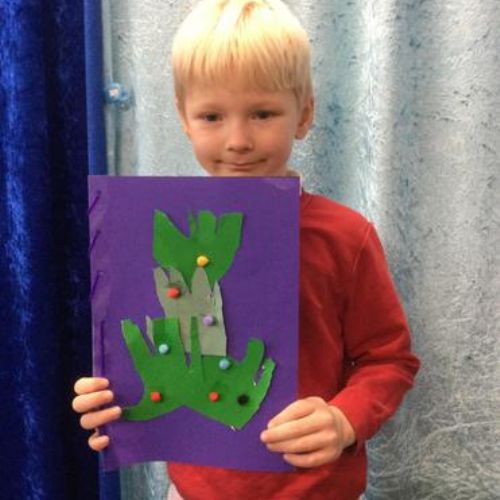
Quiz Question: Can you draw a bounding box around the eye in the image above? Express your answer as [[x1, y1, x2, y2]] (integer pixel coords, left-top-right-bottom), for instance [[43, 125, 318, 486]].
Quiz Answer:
[[252, 110, 275, 120], [201, 112, 221, 122]]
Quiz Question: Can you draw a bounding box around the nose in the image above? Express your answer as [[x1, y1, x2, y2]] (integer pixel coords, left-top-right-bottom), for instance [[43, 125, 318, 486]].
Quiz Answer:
[[225, 120, 253, 153]]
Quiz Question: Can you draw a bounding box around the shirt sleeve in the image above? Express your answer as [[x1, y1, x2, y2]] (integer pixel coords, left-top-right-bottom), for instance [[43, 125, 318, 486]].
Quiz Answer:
[[329, 223, 420, 450]]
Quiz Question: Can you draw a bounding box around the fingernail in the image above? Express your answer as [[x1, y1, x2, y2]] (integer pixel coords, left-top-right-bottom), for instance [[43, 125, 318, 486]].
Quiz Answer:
[[112, 406, 122, 415]]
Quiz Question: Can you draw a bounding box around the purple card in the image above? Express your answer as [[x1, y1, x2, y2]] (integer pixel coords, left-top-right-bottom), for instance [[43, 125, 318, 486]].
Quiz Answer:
[[88, 176, 299, 472]]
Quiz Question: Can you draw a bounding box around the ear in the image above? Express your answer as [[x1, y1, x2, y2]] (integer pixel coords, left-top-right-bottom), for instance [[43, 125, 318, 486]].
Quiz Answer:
[[295, 95, 315, 140], [176, 97, 191, 138]]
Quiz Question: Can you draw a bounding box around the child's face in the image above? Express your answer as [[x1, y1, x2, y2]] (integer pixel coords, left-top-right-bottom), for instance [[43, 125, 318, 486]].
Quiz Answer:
[[178, 86, 313, 177]]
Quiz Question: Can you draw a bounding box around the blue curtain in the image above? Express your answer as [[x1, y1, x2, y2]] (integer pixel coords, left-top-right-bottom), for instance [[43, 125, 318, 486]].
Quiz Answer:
[[0, 0, 117, 498]]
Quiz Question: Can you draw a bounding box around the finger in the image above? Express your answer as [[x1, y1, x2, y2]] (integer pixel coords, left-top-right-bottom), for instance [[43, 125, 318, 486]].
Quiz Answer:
[[74, 377, 110, 395], [80, 406, 122, 430], [267, 398, 317, 429], [89, 431, 110, 452], [261, 412, 325, 444], [283, 449, 335, 469], [265, 432, 327, 454], [72, 390, 114, 413]]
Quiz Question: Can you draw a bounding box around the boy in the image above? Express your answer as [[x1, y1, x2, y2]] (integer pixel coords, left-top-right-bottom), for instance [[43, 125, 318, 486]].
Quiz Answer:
[[72, 0, 420, 498]]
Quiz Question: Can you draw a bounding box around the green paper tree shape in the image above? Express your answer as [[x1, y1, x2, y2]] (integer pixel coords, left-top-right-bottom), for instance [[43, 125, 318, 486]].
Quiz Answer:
[[153, 210, 243, 290], [121, 210, 276, 430]]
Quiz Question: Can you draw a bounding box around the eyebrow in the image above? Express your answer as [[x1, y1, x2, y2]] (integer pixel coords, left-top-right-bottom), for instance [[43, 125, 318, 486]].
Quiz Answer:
[[191, 100, 220, 108], [192, 100, 283, 110], [249, 101, 284, 108]]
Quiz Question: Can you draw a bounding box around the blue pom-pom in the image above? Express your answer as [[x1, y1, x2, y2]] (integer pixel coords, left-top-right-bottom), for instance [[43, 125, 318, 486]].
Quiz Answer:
[[158, 343, 170, 355], [219, 358, 231, 370]]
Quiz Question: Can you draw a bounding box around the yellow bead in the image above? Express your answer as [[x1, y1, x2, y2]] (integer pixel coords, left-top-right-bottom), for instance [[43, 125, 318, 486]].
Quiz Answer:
[[197, 255, 210, 267]]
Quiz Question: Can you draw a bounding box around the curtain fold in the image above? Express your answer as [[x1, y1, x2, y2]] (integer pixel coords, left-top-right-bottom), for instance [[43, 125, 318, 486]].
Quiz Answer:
[[0, 1, 99, 498], [84, 0, 121, 498]]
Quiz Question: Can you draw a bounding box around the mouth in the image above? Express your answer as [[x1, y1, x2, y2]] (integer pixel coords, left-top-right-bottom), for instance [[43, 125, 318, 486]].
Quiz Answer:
[[218, 160, 263, 169]]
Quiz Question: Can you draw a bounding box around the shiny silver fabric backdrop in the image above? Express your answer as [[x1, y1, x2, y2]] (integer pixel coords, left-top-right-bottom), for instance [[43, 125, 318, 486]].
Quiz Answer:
[[101, 0, 500, 498]]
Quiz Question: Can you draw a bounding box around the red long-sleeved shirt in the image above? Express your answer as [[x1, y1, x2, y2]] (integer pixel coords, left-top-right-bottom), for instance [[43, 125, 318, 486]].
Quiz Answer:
[[168, 192, 420, 499]]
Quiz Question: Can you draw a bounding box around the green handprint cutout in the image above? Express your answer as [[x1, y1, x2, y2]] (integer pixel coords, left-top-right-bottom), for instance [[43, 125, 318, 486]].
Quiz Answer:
[[122, 316, 276, 429], [153, 210, 243, 290]]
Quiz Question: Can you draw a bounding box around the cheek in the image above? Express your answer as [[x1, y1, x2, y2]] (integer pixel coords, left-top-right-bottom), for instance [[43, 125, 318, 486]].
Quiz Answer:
[[191, 136, 215, 158], [269, 129, 296, 157]]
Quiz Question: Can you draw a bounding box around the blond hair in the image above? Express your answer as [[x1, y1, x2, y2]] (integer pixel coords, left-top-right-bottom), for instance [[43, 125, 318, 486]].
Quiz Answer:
[[172, 0, 312, 106]]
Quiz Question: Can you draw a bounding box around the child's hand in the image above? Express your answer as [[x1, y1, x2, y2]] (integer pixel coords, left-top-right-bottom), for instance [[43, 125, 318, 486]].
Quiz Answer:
[[260, 396, 355, 468], [72, 377, 122, 451]]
